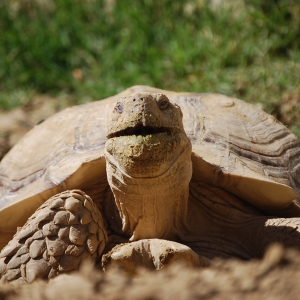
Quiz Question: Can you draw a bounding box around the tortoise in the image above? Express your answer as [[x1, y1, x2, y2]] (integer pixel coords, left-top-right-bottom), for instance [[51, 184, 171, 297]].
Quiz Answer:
[[1, 85, 300, 284]]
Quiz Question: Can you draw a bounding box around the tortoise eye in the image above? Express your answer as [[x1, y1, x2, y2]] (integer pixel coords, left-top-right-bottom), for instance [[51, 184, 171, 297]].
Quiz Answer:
[[159, 99, 169, 110], [114, 102, 123, 114]]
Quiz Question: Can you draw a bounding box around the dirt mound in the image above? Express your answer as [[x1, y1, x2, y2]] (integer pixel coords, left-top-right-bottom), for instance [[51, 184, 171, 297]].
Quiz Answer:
[[0, 244, 299, 300], [274, 91, 300, 136], [0, 97, 67, 161]]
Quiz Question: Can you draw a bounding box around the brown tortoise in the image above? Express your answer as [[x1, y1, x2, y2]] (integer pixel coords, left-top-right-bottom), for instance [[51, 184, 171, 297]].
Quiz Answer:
[[0, 86, 300, 284]]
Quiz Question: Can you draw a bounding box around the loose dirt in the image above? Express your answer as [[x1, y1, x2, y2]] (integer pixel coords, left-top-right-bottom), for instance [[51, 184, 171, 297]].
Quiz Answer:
[[0, 244, 300, 299]]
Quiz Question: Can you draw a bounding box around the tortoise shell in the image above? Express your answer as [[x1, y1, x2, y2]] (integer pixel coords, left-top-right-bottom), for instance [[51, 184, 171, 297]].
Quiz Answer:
[[0, 85, 299, 249]]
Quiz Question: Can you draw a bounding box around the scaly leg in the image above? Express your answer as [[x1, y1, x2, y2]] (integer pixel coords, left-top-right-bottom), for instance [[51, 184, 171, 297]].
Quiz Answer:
[[0, 190, 107, 284]]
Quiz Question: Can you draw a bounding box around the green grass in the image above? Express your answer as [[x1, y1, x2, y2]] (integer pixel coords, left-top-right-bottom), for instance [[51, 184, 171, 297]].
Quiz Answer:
[[0, 0, 299, 133]]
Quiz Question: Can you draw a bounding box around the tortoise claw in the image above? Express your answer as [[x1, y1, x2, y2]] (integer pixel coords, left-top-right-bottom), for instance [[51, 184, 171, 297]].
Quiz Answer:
[[102, 239, 209, 275]]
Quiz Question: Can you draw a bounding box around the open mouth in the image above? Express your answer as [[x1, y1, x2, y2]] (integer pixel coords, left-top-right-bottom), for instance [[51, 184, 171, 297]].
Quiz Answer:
[[107, 123, 171, 139]]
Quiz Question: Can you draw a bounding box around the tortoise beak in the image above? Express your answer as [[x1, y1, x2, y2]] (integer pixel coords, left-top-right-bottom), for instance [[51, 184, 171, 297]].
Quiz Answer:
[[106, 123, 171, 139]]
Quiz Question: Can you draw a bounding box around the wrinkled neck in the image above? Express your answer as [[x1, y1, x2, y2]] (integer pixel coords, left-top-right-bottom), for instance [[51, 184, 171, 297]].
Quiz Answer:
[[105, 148, 192, 241]]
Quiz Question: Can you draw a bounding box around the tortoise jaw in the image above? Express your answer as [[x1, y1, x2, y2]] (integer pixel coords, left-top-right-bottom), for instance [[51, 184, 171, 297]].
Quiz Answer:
[[107, 123, 171, 139]]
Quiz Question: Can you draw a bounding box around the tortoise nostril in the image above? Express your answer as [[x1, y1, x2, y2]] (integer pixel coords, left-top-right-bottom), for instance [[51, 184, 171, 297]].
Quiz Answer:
[[132, 97, 145, 103]]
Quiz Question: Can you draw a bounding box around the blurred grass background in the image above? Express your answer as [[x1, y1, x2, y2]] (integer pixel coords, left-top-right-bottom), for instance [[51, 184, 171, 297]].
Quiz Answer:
[[0, 0, 299, 135]]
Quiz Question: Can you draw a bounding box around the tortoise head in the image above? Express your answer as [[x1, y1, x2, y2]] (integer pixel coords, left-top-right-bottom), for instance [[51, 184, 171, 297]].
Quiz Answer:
[[105, 93, 192, 177], [104, 93, 192, 240]]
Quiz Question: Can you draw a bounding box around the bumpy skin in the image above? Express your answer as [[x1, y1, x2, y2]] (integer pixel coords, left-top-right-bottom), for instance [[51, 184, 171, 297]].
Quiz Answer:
[[1, 91, 300, 283], [0, 190, 107, 283]]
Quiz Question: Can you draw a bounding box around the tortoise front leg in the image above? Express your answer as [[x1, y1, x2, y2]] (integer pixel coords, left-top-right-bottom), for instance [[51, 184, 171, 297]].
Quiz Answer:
[[102, 239, 210, 275], [0, 190, 107, 284], [256, 217, 300, 256], [186, 215, 300, 260], [222, 216, 300, 258]]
